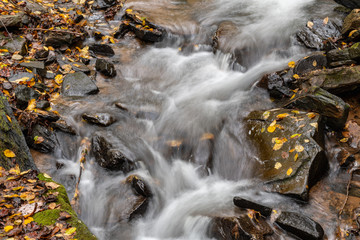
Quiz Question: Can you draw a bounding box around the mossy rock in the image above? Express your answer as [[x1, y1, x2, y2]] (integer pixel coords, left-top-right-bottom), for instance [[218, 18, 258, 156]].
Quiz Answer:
[[34, 173, 97, 240]]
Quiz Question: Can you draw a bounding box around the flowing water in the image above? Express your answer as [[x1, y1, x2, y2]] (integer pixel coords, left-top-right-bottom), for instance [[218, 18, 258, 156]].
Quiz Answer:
[[33, 0, 348, 239]]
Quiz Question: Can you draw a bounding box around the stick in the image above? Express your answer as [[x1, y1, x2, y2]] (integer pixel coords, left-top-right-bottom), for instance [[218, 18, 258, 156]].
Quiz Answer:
[[20, 28, 84, 36], [0, 18, 14, 41]]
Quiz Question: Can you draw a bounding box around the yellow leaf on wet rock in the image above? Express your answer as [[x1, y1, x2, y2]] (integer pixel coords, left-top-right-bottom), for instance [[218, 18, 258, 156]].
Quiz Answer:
[[323, 17, 329, 25], [55, 74, 63, 85], [307, 112, 316, 119], [290, 133, 301, 139], [288, 61, 295, 68], [276, 113, 289, 120], [262, 111, 270, 120], [310, 122, 318, 129], [293, 74, 300, 80], [274, 162, 282, 169], [307, 21, 314, 29], [294, 153, 298, 161], [26, 99, 37, 111], [267, 125, 276, 133], [295, 145, 304, 152], [4, 149, 16, 158], [312, 60, 317, 67], [287, 168, 293, 175]]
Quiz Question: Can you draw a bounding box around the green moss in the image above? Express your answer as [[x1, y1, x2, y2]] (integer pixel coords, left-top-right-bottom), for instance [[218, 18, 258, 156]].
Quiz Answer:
[[35, 173, 98, 240]]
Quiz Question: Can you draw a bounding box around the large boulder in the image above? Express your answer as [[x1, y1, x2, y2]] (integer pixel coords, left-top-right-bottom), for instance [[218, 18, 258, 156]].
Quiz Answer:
[[335, 0, 360, 9], [246, 108, 327, 200], [284, 87, 349, 129], [61, 72, 99, 97], [0, 93, 37, 171], [342, 9, 360, 35]]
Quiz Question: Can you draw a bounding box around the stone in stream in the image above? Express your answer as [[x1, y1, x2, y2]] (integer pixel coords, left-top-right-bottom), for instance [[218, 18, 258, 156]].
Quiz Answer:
[[82, 112, 116, 127], [0, 92, 38, 171], [233, 197, 272, 217], [56, 54, 90, 73], [91, 131, 137, 172], [258, 71, 294, 99], [95, 59, 116, 77], [45, 32, 78, 48], [342, 9, 360, 36], [61, 72, 99, 97], [36, 109, 60, 122], [246, 108, 327, 200], [14, 85, 40, 110], [51, 119, 77, 135], [275, 211, 324, 240], [94, 0, 117, 9], [88, 44, 115, 57], [25, 124, 57, 153], [0, 34, 27, 55], [335, 0, 360, 9], [296, 18, 341, 50], [284, 87, 349, 130], [36, 100, 50, 110], [208, 216, 273, 240], [293, 53, 327, 76], [126, 175, 152, 198]]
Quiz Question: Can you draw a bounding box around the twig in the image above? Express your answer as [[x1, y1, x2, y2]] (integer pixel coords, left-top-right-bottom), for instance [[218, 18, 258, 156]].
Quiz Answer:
[[0, 18, 14, 41], [339, 170, 354, 216], [20, 27, 84, 36]]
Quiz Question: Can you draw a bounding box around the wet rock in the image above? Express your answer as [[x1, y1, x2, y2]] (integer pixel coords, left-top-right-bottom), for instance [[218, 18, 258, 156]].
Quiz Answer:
[[233, 197, 272, 217], [0, 34, 27, 55], [95, 59, 116, 77], [56, 54, 90, 73], [36, 100, 50, 110], [297, 18, 341, 50], [326, 48, 352, 67], [335, 0, 360, 9], [0, 13, 25, 28], [127, 22, 165, 42], [213, 21, 238, 54], [258, 72, 293, 99], [14, 85, 40, 110], [0, 92, 38, 171], [45, 32, 78, 48], [61, 72, 99, 97], [91, 131, 136, 172], [246, 109, 327, 200], [284, 87, 349, 129], [115, 102, 130, 112], [35, 49, 49, 60], [294, 53, 327, 75], [36, 109, 60, 122], [51, 119, 77, 135], [9, 72, 34, 83], [128, 196, 149, 221], [88, 44, 114, 57], [275, 211, 324, 240], [303, 65, 360, 94], [94, 0, 116, 9], [126, 175, 152, 198], [342, 9, 360, 35], [20, 61, 45, 70], [82, 112, 116, 127], [208, 216, 273, 240], [26, 124, 57, 153], [2, 82, 12, 90]]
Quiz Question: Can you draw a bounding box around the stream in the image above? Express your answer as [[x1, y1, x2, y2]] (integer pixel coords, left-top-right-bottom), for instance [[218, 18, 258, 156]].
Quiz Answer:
[[32, 0, 350, 239]]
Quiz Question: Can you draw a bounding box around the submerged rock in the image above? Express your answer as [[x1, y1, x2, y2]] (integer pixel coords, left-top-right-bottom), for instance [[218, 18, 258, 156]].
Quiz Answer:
[[95, 59, 116, 77], [61, 72, 99, 97], [275, 211, 324, 240], [233, 197, 272, 217], [91, 131, 136, 172], [246, 109, 327, 200], [0, 92, 37, 171], [297, 18, 341, 50], [284, 87, 349, 129], [82, 112, 116, 127]]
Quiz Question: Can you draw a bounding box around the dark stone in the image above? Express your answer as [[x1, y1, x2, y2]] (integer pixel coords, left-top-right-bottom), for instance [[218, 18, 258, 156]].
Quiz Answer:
[[0, 13, 25, 28], [335, 0, 360, 10], [115, 102, 129, 112], [35, 49, 49, 60], [208, 216, 273, 240], [36, 100, 50, 110], [73, 14, 84, 24], [128, 22, 165, 42], [36, 109, 60, 122], [45, 32, 77, 48], [20, 61, 45, 70], [51, 119, 77, 135], [61, 72, 99, 97], [258, 72, 293, 99], [284, 87, 349, 129], [88, 44, 114, 57], [95, 59, 116, 77], [56, 54, 90, 73], [275, 211, 324, 240], [233, 197, 272, 217], [9, 72, 34, 83], [246, 109, 327, 200], [0, 34, 27, 55], [14, 85, 40, 110], [294, 53, 327, 75], [46, 51, 56, 64], [0, 92, 38, 171], [126, 175, 152, 198], [128, 197, 149, 221], [135, 111, 160, 121], [297, 18, 341, 50], [342, 9, 360, 35], [94, 0, 116, 9], [26, 124, 57, 153], [91, 131, 136, 172], [33, 82, 49, 93], [82, 112, 116, 127]]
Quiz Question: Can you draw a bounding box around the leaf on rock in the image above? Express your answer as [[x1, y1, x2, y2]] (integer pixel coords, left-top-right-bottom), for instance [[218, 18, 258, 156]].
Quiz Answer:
[[274, 162, 282, 169], [287, 168, 293, 176], [323, 17, 329, 25], [24, 217, 34, 225], [65, 227, 76, 235], [307, 21, 314, 29], [276, 113, 289, 120], [45, 182, 60, 189], [262, 111, 270, 120], [293, 74, 300, 80], [4, 149, 16, 158], [295, 145, 304, 152], [340, 138, 348, 143], [288, 61, 295, 68]]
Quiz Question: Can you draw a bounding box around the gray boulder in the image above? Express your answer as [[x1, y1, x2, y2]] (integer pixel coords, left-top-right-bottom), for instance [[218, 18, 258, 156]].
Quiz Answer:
[[61, 72, 99, 97]]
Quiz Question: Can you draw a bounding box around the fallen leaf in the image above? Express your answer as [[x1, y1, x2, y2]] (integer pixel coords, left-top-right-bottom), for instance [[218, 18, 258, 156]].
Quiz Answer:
[[349, 30, 358, 37], [262, 111, 270, 120], [310, 122, 318, 128], [65, 227, 76, 235], [290, 133, 301, 139], [293, 74, 300, 80], [48, 202, 57, 209], [312, 60, 317, 67], [307, 21, 314, 29], [287, 168, 293, 175], [45, 182, 60, 189], [200, 133, 214, 140], [275, 162, 282, 169], [340, 138, 348, 143], [294, 153, 298, 161], [4, 225, 13, 232], [26, 99, 37, 111], [24, 217, 33, 225], [307, 112, 316, 119], [323, 17, 329, 25], [276, 113, 289, 120], [295, 145, 304, 152], [288, 61, 295, 68], [4, 149, 16, 158], [267, 125, 276, 133]]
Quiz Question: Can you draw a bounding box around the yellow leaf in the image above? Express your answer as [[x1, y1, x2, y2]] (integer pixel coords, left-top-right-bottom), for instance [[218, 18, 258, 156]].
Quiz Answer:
[[9, 165, 20, 175], [65, 227, 77, 235], [323, 17, 329, 25], [349, 30, 358, 37], [48, 202, 57, 209], [261, 127, 265, 133], [126, 9, 133, 13], [55, 74, 63, 85], [4, 225, 13, 232], [274, 162, 282, 169], [166, 140, 182, 147], [43, 173, 51, 178], [262, 111, 270, 120], [294, 153, 298, 161], [273, 143, 283, 151], [13, 76, 29, 83], [340, 138, 348, 143], [307, 21, 314, 29], [200, 133, 214, 140], [290, 133, 301, 139], [267, 125, 276, 133], [307, 112, 316, 119], [287, 168, 293, 176], [312, 60, 317, 67], [6, 115, 12, 122], [45, 182, 60, 189], [4, 149, 16, 158], [295, 145, 304, 152], [26, 99, 37, 111], [293, 74, 300, 80], [24, 217, 33, 225], [304, 139, 310, 143], [288, 61, 295, 68], [291, 110, 300, 114], [310, 122, 318, 129], [276, 113, 289, 120]]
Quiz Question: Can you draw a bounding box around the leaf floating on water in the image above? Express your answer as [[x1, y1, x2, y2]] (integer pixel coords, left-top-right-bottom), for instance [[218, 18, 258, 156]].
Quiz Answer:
[[288, 61, 295, 68], [275, 162, 282, 169], [4, 149, 16, 158], [295, 145, 304, 152], [323, 17, 329, 25], [340, 138, 348, 143], [262, 111, 270, 120], [287, 168, 293, 176], [307, 21, 314, 29]]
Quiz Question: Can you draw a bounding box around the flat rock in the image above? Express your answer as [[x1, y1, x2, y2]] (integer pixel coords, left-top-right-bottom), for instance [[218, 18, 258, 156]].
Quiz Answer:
[[0, 34, 27, 55], [20, 61, 45, 70], [61, 72, 99, 97], [297, 18, 341, 50], [0, 13, 25, 28], [258, 71, 293, 99], [9, 72, 34, 83], [275, 211, 324, 240], [342, 9, 360, 35], [88, 44, 114, 57], [246, 108, 327, 200], [95, 59, 116, 77], [56, 54, 90, 73], [294, 53, 327, 76], [94, 0, 117, 9], [284, 87, 349, 129], [82, 112, 116, 126], [91, 131, 137, 172], [233, 197, 272, 217]]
